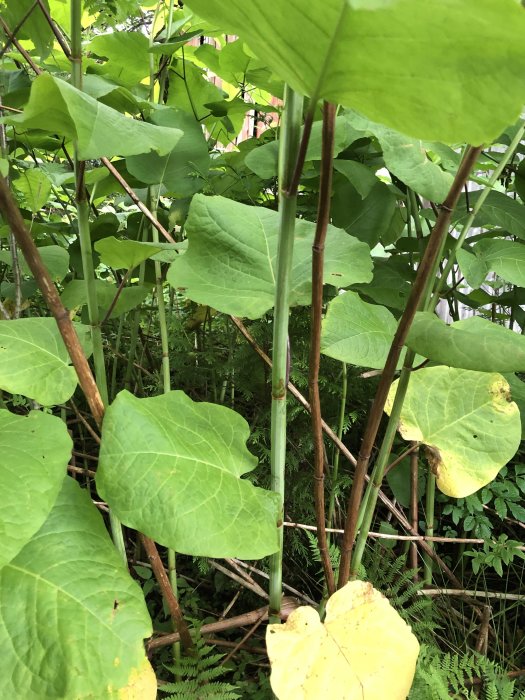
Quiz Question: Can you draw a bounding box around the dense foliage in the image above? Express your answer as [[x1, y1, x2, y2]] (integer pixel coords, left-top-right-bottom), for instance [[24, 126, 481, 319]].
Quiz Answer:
[[1, 0, 525, 697]]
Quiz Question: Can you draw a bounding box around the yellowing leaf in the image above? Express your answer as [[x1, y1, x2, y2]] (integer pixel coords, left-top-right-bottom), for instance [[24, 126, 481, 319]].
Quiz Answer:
[[116, 658, 157, 699], [266, 581, 419, 700], [386, 367, 521, 497]]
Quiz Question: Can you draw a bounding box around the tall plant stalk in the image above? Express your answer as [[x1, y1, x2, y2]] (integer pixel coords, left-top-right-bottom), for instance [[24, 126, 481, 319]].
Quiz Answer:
[[70, 0, 125, 560], [309, 101, 337, 596], [268, 85, 303, 621], [338, 146, 483, 586]]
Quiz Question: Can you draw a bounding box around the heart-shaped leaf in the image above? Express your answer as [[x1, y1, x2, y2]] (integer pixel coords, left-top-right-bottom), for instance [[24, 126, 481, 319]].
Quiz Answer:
[[0, 409, 71, 568], [266, 581, 419, 700], [167, 195, 372, 319], [0, 477, 155, 699], [186, 0, 525, 144], [97, 390, 280, 559], [386, 367, 521, 497]]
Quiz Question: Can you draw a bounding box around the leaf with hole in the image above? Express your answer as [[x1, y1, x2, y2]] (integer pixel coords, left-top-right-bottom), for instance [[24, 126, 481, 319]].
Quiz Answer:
[[266, 580, 419, 700], [97, 390, 280, 559], [167, 195, 372, 319], [386, 367, 521, 497], [0, 477, 155, 699]]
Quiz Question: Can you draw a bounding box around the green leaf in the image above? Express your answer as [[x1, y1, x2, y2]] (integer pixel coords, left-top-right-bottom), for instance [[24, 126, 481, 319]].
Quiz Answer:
[[185, 0, 525, 144], [244, 115, 363, 179], [13, 169, 52, 212], [503, 373, 525, 437], [60, 279, 151, 319], [0, 477, 156, 700], [6, 74, 182, 160], [333, 161, 378, 200], [456, 190, 525, 239], [332, 180, 398, 248], [321, 292, 404, 369], [406, 313, 525, 372], [97, 390, 280, 559], [456, 247, 488, 289], [354, 257, 413, 310], [472, 238, 525, 287], [167, 195, 372, 319], [0, 245, 70, 283], [344, 111, 453, 202], [94, 237, 165, 270], [386, 367, 521, 497], [88, 31, 150, 87], [386, 453, 425, 509], [127, 108, 210, 196], [0, 318, 91, 405], [0, 409, 71, 568]]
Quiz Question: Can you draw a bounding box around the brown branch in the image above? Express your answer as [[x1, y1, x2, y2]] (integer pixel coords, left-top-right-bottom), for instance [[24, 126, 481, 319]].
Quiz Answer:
[[100, 158, 176, 244], [0, 177, 105, 426], [309, 101, 337, 596], [35, 0, 71, 58], [284, 104, 315, 198], [337, 145, 483, 589], [148, 597, 300, 651], [0, 17, 41, 74], [0, 0, 39, 59], [140, 535, 194, 651]]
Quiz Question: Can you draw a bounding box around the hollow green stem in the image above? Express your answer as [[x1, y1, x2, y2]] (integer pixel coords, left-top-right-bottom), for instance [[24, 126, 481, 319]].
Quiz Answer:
[[269, 85, 303, 622], [70, 0, 125, 560], [423, 472, 436, 584]]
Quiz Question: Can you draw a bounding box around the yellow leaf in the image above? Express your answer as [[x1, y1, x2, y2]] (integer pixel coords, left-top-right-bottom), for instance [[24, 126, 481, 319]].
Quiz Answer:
[[266, 581, 419, 700], [117, 658, 157, 700]]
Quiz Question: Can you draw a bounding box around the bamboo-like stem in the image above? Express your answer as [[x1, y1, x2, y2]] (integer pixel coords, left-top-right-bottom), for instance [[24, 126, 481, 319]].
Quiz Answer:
[[423, 472, 436, 584], [338, 145, 483, 588], [409, 445, 419, 575], [230, 316, 468, 592], [327, 361, 347, 531], [268, 85, 304, 622], [309, 101, 337, 596], [70, 0, 125, 559]]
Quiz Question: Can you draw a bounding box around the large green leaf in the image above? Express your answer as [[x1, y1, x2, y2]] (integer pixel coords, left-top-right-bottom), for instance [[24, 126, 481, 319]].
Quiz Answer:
[[406, 313, 525, 372], [5, 74, 182, 160], [386, 367, 521, 497], [0, 477, 156, 699], [0, 410, 71, 569], [321, 292, 404, 369], [0, 318, 91, 405], [472, 239, 525, 287], [344, 112, 453, 202], [97, 390, 280, 559], [0, 244, 69, 282], [127, 108, 210, 196], [167, 195, 372, 318], [186, 0, 525, 144], [13, 168, 52, 212]]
